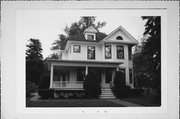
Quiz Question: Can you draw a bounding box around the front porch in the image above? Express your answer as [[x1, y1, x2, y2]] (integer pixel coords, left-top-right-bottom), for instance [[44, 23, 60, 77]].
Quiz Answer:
[[51, 66, 116, 90], [47, 60, 123, 90]]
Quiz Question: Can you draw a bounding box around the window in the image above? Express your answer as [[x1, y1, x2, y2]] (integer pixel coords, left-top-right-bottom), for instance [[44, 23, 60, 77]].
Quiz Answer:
[[77, 67, 85, 81], [73, 45, 81, 53], [118, 68, 126, 84], [87, 46, 95, 59], [87, 34, 94, 40], [128, 46, 132, 60], [105, 45, 111, 59], [116, 36, 123, 40], [129, 69, 133, 84], [117, 45, 124, 59]]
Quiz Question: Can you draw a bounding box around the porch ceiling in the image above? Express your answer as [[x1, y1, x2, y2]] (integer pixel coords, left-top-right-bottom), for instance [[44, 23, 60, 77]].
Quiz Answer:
[[46, 59, 123, 70]]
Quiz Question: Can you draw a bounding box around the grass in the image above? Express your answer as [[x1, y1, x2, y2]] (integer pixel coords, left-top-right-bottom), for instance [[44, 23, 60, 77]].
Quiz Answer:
[[26, 99, 125, 107], [119, 96, 161, 106]]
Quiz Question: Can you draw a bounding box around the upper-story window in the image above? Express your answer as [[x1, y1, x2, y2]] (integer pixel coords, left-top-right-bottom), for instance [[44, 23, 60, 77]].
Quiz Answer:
[[128, 46, 132, 60], [87, 34, 95, 40], [116, 36, 123, 40], [105, 45, 111, 59], [129, 69, 133, 84], [73, 45, 81, 53], [117, 45, 124, 59], [87, 46, 95, 59]]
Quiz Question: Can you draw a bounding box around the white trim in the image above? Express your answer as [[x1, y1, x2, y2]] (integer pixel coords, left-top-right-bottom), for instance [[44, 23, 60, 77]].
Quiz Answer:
[[50, 64, 54, 88], [100, 26, 139, 45]]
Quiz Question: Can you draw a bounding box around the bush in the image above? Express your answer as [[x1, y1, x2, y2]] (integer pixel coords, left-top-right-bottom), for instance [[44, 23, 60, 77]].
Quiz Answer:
[[54, 91, 85, 99], [38, 89, 54, 99], [38, 73, 54, 99], [129, 89, 143, 97], [83, 71, 101, 98], [26, 80, 37, 97], [38, 73, 50, 89], [113, 71, 131, 98]]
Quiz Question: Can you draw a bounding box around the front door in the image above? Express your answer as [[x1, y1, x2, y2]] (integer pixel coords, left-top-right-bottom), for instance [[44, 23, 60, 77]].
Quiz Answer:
[[102, 69, 112, 88]]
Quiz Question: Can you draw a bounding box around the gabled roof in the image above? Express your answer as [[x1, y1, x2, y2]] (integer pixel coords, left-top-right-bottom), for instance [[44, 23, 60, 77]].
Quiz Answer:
[[100, 26, 138, 45], [83, 26, 98, 34]]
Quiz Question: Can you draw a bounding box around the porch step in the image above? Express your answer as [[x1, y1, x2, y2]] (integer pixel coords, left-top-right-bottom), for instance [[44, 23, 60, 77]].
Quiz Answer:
[[100, 88, 115, 99]]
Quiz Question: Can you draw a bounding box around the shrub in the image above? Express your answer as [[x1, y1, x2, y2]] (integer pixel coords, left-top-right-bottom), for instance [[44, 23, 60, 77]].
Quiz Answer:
[[26, 80, 37, 97], [129, 89, 143, 97], [83, 71, 101, 98], [38, 73, 50, 89], [38, 89, 54, 99], [113, 71, 130, 98], [38, 73, 54, 99]]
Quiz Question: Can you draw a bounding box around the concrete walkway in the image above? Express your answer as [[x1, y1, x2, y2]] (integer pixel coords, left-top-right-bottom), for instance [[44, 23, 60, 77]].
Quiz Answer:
[[107, 99, 143, 107]]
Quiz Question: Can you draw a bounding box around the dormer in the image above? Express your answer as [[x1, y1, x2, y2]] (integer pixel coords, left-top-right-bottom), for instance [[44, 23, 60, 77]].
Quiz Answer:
[[84, 26, 97, 40]]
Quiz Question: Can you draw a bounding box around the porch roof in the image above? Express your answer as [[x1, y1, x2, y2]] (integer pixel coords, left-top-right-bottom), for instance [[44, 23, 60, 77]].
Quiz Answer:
[[46, 59, 123, 70]]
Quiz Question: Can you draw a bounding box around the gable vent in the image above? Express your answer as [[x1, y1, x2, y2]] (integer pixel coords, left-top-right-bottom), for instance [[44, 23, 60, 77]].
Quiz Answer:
[[116, 36, 123, 40]]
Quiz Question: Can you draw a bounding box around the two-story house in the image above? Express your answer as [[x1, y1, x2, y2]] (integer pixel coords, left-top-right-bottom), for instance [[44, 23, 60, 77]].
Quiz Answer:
[[46, 26, 138, 98]]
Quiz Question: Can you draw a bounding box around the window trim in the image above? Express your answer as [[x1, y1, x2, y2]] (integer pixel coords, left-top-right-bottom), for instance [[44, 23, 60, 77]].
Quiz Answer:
[[87, 46, 95, 60], [105, 45, 112, 59], [117, 45, 124, 59], [73, 45, 81, 53]]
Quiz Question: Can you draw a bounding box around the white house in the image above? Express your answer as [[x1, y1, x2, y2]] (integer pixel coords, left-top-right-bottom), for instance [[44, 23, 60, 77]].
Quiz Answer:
[[46, 26, 138, 98]]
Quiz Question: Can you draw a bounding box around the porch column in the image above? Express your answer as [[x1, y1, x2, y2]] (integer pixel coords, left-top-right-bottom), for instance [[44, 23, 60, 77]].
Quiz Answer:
[[112, 69, 116, 82], [50, 64, 54, 88], [85, 66, 88, 76]]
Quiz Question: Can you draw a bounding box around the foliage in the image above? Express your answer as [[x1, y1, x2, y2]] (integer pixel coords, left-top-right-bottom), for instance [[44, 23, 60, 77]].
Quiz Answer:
[[83, 71, 101, 98], [133, 16, 161, 90], [46, 53, 59, 59], [26, 38, 44, 85], [54, 91, 85, 99], [51, 17, 106, 53], [38, 73, 54, 99], [38, 89, 54, 99], [113, 71, 131, 98], [26, 80, 38, 97], [38, 73, 50, 89]]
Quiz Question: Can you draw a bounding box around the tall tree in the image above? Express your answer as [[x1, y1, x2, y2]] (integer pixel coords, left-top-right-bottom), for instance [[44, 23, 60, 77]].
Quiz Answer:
[[133, 16, 161, 90], [141, 16, 161, 89], [26, 38, 44, 84], [50, 16, 106, 54]]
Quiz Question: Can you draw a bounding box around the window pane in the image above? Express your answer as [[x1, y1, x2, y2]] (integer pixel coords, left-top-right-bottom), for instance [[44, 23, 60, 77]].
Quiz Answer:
[[87, 46, 95, 59], [116, 36, 123, 40], [73, 45, 80, 53], [117, 45, 124, 59], [129, 69, 132, 83], [105, 45, 111, 59], [128, 46, 132, 60], [87, 35, 94, 40], [77, 67, 85, 81]]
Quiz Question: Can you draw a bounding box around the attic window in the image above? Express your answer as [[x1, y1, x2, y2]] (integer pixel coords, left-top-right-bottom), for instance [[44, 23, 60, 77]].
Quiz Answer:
[[87, 34, 94, 40], [116, 36, 123, 40]]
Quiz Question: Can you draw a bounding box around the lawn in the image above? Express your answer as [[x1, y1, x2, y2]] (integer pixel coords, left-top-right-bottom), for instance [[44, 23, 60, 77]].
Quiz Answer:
[[119, 96, 161, 106], [26, 99, 126, 107]]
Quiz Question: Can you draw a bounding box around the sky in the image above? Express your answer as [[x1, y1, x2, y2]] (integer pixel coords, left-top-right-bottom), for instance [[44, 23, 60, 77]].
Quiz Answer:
[[17, 10, 147, 59]]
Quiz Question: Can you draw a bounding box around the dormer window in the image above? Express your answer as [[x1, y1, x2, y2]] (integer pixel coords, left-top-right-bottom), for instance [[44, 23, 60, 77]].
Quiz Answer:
[[87, 34, 94, 40], [84, 26, 97, 41], [116, 36, 123, 40]]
